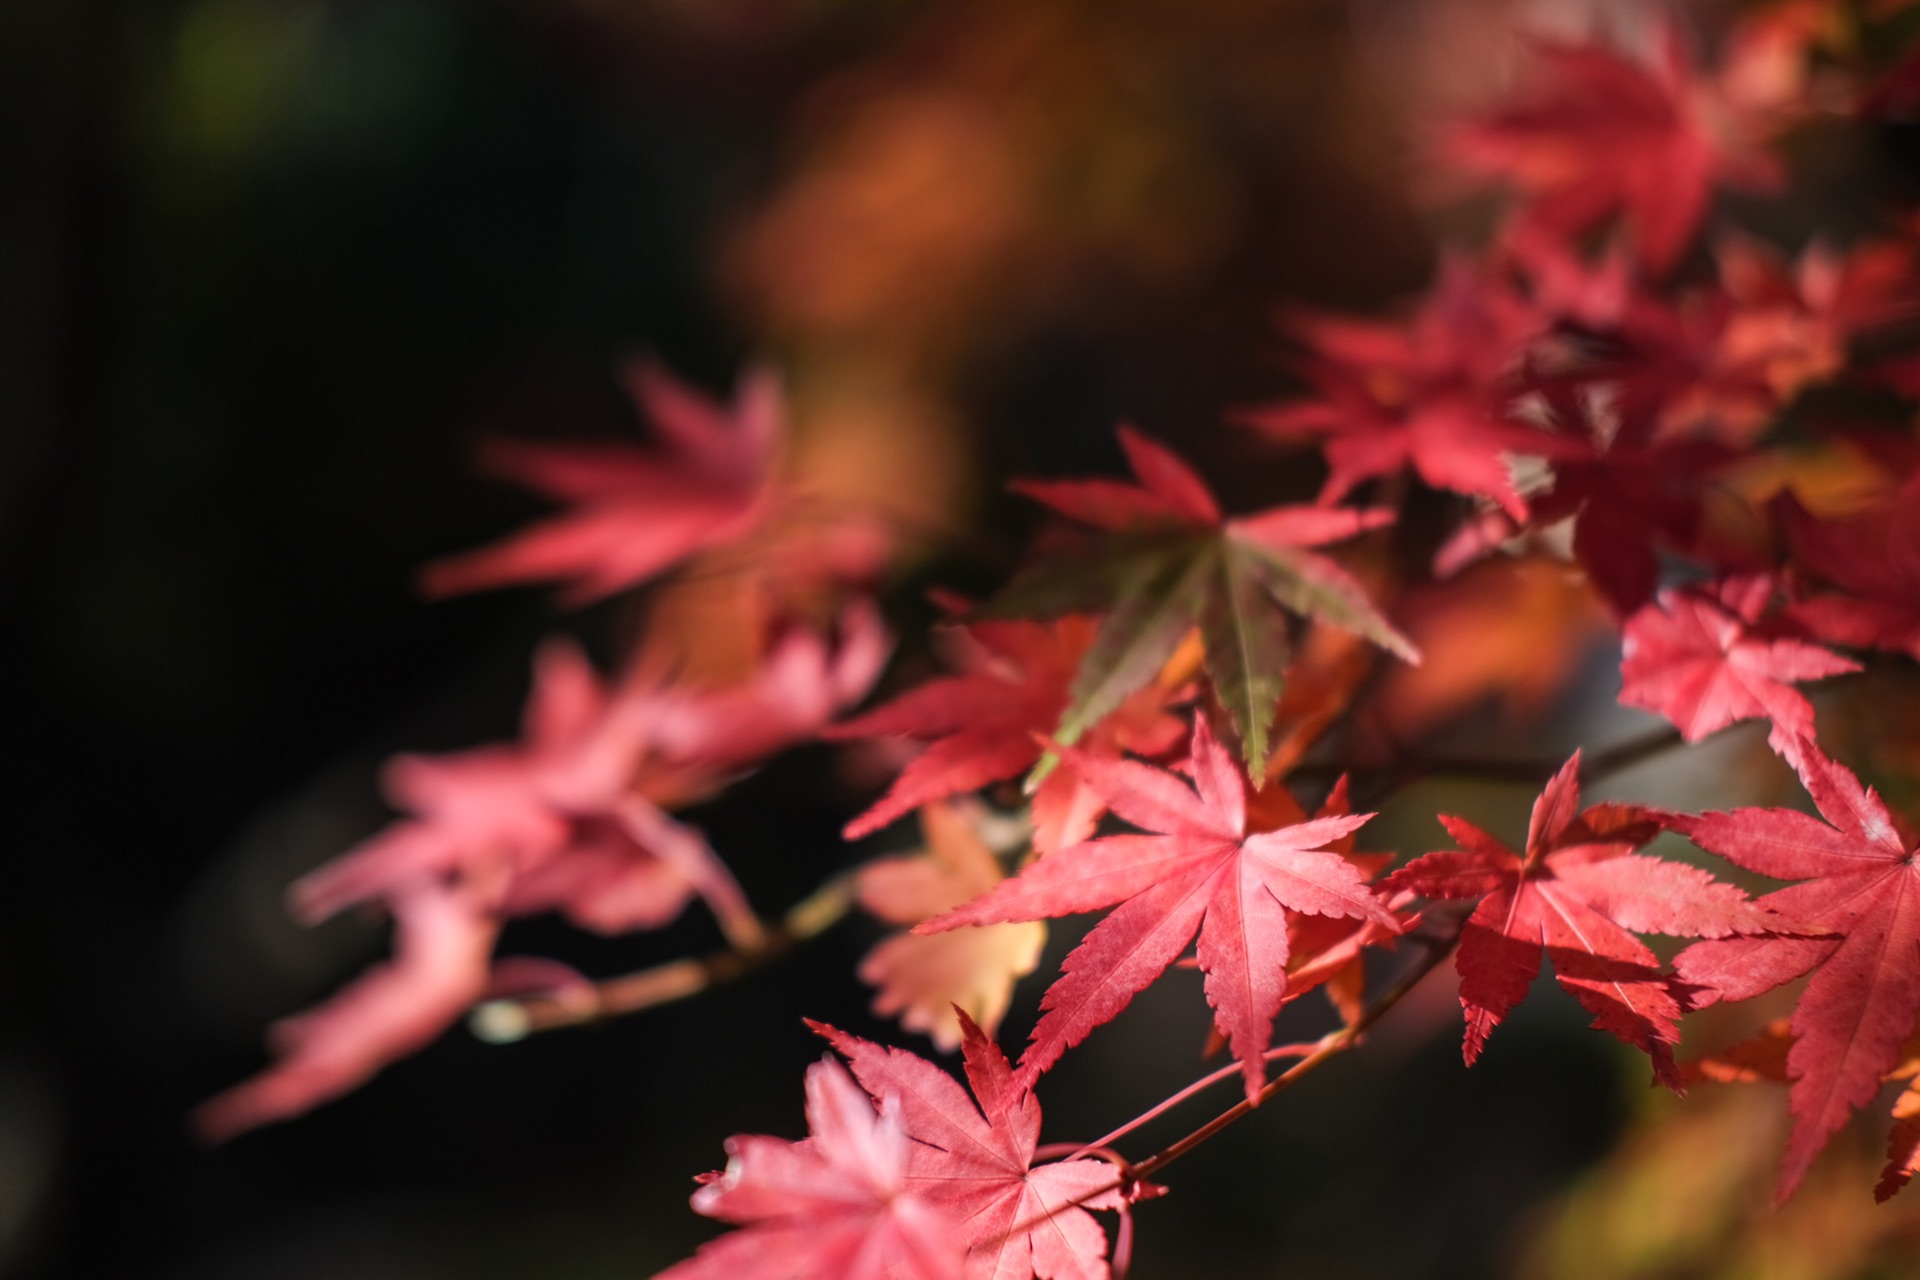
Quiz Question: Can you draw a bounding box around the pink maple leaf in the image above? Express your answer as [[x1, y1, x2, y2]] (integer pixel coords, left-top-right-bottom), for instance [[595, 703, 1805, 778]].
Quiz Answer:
[[814, 1013, 1134, 1280], [292, 634, 754, 943], [1619, 573, 1859, 742], [200, 609, 885, 1136], [1670, 734, 1920, 1201], [193, 881, 497, 1142], [1385, 753, 1777, 1085], [422, 358, 819, 604], [300, 605, 886, 936], [659, 1055, 966, 1280], [922, 717, 1396, 1102]]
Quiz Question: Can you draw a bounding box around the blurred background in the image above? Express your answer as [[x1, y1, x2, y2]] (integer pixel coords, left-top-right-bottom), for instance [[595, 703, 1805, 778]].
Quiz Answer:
[[9, 0, 1920, 1277]]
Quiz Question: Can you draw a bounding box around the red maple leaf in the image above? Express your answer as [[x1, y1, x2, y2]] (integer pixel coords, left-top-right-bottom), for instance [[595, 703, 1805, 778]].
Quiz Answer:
[[1448, 24, 1780, 273], [1670, 734, 1920, 1200], [1249, 776, 1408, 1029], [420, 359, 883, 605], [813, 1013, 1133, 1280], [1619, 573, 1859, 742], [1714, 234, 1920, 405], [1496, 224, 1868, 449], [1779, 476, 1920, 661], [921, 717, 1396, 1101], [1239, 255, 1567, 520], [659, 1055, 966, 1280], [1385, 753, 1776, 1085], [1435, 384, 1736, 616], [828, 609, 1186, 854]]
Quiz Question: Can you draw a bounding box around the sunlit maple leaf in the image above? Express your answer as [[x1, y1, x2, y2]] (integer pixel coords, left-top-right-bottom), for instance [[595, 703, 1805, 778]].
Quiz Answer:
[[1181, 773, 1402, 1043], [1620, 573, 1859, 742], [984, 424, 1416, 777], [296, 637, 715, 938], [1670, 734, 1920, 1200], [922, 718, 1396, 1101], [857, 802, 1048, 1050], [1684, 1018, 1920, 1204], [1386, 753, 1777, 1085], [1239, 256, 1568, 519], [659, 1056, 966, 1280], [1879, 1070, 1920, 1202], [1682, 1018, 1796, 1087], [1448, 23, 1780, 272], [814, 1014, 1134, 1280], [828, 607, 1186, 853]]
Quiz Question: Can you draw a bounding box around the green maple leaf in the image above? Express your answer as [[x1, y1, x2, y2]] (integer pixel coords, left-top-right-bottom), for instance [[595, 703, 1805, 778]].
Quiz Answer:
[[981, 426, 1418, 780]]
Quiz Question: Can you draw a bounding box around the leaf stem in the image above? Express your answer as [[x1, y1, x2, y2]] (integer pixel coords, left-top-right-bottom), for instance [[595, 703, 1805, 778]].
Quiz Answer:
[[1129, 906, 1465, 1181], [985, 906, 1470, 1251], [468, 873, 857, 1042], [1067, 1040, 1321, 1158]]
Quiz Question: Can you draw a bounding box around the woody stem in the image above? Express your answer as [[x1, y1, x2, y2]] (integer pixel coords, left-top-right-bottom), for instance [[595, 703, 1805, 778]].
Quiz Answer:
[[468, 873, 856, 1042], [1128, 905, 1466, 1181], [982, 905, 1469, 1257]]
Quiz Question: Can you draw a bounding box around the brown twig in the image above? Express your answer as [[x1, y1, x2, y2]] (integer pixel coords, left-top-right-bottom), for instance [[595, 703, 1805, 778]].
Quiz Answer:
[[1130, 904, 1467, 1181], [469, 873, 857, 1042], [982, 904, 1470, 1250]]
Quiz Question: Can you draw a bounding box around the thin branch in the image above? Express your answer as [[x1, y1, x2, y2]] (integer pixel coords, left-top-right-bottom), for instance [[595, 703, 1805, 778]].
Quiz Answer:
[[984, 904, 1470, 1250], [1130, 908, 1464, 1181], [1068, 1040, 1321, 1158], [468, 873, 857, 1042]]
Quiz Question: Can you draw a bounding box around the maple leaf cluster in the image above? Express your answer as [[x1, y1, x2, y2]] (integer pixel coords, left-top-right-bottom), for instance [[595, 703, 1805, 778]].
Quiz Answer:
[[199, 362, 895, 1139], [206, 5, 1920, 1277]]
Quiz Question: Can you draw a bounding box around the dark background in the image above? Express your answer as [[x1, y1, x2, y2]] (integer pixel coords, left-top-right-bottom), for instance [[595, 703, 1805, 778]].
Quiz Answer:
[[0, 2, 1659, 1276]]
